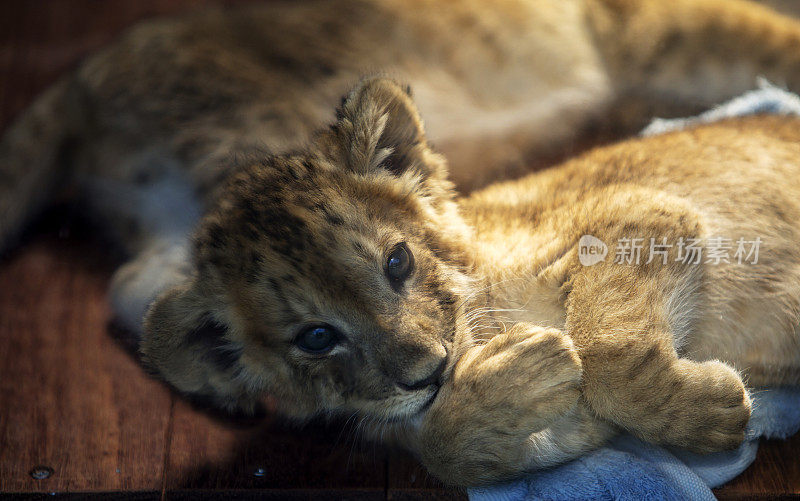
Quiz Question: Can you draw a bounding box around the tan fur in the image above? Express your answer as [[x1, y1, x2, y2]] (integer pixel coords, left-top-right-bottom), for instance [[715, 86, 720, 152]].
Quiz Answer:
[[3, 0, 800, 488], [142, 80, 797, 486]]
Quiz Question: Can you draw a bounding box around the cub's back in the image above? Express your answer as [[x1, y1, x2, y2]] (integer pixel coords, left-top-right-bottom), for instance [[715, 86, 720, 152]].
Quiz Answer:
[[471, 115, 800, 229]]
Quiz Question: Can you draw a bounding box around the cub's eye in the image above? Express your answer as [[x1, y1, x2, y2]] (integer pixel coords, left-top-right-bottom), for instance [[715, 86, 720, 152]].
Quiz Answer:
[[296, 325, 339, 354], [386, 242, 414, 283]]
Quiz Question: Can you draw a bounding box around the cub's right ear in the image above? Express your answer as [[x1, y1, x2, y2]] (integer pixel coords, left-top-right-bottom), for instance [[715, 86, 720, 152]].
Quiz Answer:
[[141, 282, 258, 414], [324, 77, 444, 179]]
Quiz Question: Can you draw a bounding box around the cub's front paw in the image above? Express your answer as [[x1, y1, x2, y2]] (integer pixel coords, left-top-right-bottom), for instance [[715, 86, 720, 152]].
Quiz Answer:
[[665, 359, 752, 453], [455, 324, 583, 429], [418, 324, 582, 485]]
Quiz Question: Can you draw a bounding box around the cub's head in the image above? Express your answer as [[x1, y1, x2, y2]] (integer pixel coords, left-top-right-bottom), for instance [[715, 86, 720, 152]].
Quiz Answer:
[[141, 78, 477, 422]]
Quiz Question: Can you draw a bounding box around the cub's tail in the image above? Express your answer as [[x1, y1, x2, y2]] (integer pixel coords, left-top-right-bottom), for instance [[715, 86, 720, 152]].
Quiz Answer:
[[0, 77, 85, 254]]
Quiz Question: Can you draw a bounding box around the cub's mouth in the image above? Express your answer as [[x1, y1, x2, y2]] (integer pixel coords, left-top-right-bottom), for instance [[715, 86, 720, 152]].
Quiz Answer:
[[386, 385, 441, 424], [408, 355, 454, 418], [401, 329, 475, 419]]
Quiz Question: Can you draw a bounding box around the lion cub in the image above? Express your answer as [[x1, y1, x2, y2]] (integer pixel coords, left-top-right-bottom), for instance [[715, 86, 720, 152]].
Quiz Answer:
[[143, 79, 798, 485]]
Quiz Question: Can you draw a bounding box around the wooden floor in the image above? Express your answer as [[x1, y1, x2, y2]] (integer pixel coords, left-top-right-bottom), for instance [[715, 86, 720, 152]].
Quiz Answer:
[[0, 1, 798, 499]]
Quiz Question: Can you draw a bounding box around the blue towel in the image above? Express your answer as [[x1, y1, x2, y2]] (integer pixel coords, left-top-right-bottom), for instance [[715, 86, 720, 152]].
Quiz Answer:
[[641, 78, 800, 136], [470, 83, 800, 501]]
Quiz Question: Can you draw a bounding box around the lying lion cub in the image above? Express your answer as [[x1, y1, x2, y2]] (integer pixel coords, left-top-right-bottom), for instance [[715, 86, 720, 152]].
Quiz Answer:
[[142, 79, 798, 485]]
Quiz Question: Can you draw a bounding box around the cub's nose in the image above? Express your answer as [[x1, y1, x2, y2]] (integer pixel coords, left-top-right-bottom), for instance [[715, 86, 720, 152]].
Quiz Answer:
[[397, 357, 447, 391]]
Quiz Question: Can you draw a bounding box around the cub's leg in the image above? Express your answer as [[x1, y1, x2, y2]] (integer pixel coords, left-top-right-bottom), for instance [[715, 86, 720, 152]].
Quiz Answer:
[[83, 160, 204, 335], [109, 237, 192, 336], [415, 324, 612, 486], [565, 263, 752, 453], [588, 0, 800, 110]]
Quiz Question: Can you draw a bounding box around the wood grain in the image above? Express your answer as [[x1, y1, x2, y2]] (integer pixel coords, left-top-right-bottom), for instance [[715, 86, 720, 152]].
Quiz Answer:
[[164, 399, 388, 491], [387, 449, 465, 500], [715, 434, 800, 499], [0, 234, 172, 492]]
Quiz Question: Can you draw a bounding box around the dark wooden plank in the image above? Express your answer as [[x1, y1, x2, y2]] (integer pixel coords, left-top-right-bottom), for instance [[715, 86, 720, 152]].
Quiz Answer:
[[387, 491, 468, 501], [386, 449, 465, 501], [2, 493, 160, 500], [715, 433, 800, 499], [0, 232, 173, 492], [164, 399, 388, 491], [167, 489, 385, 500]]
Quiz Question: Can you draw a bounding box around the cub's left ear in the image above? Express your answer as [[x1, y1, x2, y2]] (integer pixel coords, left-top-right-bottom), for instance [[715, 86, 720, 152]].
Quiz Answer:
[[328, 77, 441, 177]]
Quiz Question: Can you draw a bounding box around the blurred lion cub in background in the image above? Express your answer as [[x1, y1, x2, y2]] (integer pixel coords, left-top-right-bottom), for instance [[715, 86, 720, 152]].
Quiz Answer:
[[1, 0, 800, 487]]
